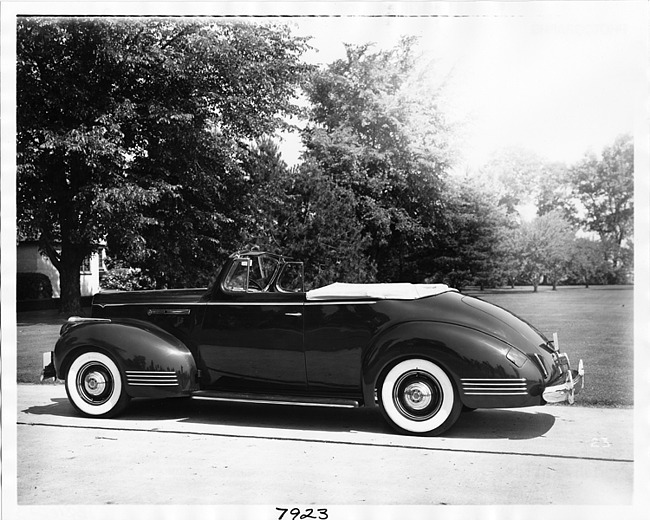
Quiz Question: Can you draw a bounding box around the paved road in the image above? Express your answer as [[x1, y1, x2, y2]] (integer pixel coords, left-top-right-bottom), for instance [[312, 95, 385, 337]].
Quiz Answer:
[[14, 383, 633, 506]]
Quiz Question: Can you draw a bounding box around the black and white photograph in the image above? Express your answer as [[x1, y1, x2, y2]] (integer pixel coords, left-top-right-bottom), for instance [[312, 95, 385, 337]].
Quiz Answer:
[[2, 1, 648, 519]]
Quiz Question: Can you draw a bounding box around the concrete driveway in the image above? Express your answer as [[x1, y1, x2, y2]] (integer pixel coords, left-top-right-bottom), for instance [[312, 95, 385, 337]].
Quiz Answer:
[[15, 383, 633, 506]]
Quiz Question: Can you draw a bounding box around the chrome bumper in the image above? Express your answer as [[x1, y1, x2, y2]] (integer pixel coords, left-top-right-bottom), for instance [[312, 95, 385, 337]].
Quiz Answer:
[[543, 358, 584, 404], [40, 351, 56, 381]]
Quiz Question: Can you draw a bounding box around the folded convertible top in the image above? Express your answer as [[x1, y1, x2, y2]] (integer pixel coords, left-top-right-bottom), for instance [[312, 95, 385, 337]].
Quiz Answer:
[[306, 282, 454, 301]]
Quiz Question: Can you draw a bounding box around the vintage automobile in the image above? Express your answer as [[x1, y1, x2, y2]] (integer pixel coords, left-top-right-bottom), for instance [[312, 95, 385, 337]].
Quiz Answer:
[[42, 251, 584, 436]]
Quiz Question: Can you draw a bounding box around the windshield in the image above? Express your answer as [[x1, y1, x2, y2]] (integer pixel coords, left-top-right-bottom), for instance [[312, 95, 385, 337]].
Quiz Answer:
[[223, 254, 280, 292]]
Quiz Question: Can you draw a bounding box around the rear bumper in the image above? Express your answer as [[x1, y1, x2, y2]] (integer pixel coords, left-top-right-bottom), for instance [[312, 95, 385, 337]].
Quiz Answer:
[[543, 358, 584, 404]]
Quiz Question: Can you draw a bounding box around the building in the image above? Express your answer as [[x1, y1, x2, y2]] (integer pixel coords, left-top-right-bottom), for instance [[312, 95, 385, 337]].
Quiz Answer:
[[17, 241, 105, 299]]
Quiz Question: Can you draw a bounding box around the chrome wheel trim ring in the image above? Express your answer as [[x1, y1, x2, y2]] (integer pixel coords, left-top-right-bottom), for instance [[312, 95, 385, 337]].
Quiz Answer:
[[393, 371, 442, 421], [76, 362, 114, 405]]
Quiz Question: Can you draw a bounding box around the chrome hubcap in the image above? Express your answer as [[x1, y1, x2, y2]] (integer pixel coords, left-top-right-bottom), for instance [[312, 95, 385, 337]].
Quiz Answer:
[[76, 362, 114, 405], [403, 382, 433, 410], [393, 370, 443, 421], [84, 371, 107, 396]]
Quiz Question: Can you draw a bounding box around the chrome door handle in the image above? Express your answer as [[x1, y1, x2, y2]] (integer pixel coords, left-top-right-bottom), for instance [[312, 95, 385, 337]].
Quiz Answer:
[[147, 308, 191, 316], [285, 312, 302, 317]]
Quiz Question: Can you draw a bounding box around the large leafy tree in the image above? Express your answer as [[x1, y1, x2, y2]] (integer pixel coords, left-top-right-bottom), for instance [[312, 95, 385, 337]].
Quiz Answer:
[[511, 210, 576, 291], [567, 238, 608, 288], [431, 176, 512, 290], [275, 161, 377, 288], [239, 136, 293, 252], [17, 17, 310, 312], [301, 38, 452, 282], [478, 147, 545, 215], [240, 140, 376, 288], [570, 134, 634, 281]]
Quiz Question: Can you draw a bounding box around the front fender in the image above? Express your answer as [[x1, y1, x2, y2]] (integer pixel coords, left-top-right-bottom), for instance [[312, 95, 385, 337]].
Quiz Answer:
[[54, 318, 198, 398], [361, 321, 545, 409]]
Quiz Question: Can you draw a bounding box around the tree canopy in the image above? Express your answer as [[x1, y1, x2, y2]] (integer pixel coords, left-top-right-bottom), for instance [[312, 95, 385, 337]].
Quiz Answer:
[[17, 18, 634, 308], [17, 17, 311, 312], [300, 38, 453, 282], [570, 134, 634, 281]]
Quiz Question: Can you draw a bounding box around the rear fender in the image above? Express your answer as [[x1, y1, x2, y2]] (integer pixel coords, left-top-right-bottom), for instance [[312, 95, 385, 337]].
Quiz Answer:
[[54, 319, 198, 398], [361, 321, 545, 408]]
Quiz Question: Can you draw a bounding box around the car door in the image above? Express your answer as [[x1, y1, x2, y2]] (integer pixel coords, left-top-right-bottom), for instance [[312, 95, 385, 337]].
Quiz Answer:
[[197, 257, 307, 394]]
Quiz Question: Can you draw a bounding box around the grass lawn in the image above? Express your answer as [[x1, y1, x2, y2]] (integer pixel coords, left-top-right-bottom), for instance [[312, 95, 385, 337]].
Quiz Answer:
[[16, 285, 634, 407], [466, 285, 634, 407]]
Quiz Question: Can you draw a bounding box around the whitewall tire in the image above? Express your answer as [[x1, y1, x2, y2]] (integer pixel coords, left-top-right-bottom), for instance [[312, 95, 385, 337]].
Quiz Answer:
[[65, 351, 130, 418], [380, 358, 461, 436]]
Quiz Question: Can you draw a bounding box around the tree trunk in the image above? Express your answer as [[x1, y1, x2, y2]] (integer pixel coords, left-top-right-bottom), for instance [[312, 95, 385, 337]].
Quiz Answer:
[[40, 232, 86, 316], [58, 258, 83, 316]]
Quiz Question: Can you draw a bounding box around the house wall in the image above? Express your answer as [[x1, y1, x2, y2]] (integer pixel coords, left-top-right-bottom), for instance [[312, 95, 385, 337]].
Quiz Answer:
[[17, 243, 102, 298]]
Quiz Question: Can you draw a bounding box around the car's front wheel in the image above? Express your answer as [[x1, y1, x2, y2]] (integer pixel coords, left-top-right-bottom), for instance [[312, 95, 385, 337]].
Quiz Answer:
[[65, 351, 130, 418], [379, 358, 461, 436]]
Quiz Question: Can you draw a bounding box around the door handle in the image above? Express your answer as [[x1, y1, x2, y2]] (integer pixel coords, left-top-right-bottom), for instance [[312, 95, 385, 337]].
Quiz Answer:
[[147, 308, 191, 316], [285, 312, 302, 317]]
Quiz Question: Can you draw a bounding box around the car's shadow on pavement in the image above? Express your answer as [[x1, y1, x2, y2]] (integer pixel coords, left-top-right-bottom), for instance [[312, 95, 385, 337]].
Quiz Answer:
[[21, 397, 76, 417], [23, 396, 556, 440]]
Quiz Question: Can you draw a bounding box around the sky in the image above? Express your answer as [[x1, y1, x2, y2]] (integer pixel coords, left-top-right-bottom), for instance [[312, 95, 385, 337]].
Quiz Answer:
[[275, 1, 647, 171]]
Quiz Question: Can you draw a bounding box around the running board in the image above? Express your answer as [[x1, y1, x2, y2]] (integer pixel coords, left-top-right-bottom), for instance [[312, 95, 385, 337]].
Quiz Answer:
[[191, 390, 360, 409]]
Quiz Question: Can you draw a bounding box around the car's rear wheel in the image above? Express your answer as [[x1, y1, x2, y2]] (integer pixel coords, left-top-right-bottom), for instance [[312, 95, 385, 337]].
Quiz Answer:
[[65, 351, 130, 418], [379, 358, 461, 436]]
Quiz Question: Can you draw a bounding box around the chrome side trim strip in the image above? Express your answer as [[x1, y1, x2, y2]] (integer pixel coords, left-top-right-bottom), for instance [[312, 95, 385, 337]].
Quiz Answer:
[[97, 301, 378, 307], [462, 382, 527, 386], [128, 383, 179, 386], [461, 378, 526, 382], [464, 392, 529, 396], [96, 303, 199, 308], [67, 316, 111, 324], [460, 377, 529, 396], [125, 371, 179, 386], [191, 396, 359, 408], [126, 371, 177, 375], [305, 301, 377, 306], [534, 353, 549, 378], [206, 302, 303, 306]]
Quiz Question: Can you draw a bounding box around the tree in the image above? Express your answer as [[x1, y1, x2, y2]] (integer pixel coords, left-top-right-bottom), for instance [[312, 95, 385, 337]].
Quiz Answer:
[[535, 161, 576, 220], [570, 134, 633, 279], [237, 139, 376, 288], [301, 38, 452, 282], [478, 147, 545, 215], [239, 136, 293, 252], [567, 238, 607, 288], [276, 161, 377, 288], [512, 210, 576, 291], [17, 18, 310, 312], [430, 176, 511, 290]]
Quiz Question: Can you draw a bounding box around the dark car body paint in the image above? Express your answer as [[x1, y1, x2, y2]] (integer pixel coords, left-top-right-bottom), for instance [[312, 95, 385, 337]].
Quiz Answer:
[[53, 320, 198, 397], [54, 253, 559, 409]]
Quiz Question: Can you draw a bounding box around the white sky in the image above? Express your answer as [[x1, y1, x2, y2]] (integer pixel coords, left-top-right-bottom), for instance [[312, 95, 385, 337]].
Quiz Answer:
[[277, 1, 647, 170]]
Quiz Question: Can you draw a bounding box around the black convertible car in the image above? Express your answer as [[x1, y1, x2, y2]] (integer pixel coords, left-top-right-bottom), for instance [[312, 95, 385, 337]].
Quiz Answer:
[[42, 251, 584, 436]]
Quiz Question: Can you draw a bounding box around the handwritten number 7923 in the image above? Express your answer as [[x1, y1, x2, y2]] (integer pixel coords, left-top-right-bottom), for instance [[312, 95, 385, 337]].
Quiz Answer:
[[276, 507, 328, 520]]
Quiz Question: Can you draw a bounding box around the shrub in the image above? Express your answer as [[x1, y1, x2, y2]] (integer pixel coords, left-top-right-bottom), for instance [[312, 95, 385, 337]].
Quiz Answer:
[[17, 272, 53, 300], [100, 267, 155, 291]]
